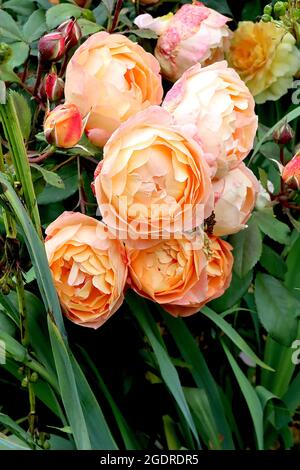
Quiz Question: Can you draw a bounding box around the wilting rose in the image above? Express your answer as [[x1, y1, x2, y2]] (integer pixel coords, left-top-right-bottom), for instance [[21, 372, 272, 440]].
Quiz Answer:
[[134, 2, 231, 82], [93, 106, 213, 245], [227, 21, 300, 104], [282, 152, 300, 190], [163, 61, 258, 178], [213, 163, 259, 236], [44, 103, 84, 148], [45, 212, 128, 329], [65, 32, 163, 147], [127, 233, 233, 317]]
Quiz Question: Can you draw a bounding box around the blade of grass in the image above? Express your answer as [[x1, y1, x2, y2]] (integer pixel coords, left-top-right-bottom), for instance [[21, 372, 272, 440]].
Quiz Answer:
[[126, 292, 200, 448], [160, 309, 234, 449], [221, 340, 264, 450], [201, 306, 273, 371]]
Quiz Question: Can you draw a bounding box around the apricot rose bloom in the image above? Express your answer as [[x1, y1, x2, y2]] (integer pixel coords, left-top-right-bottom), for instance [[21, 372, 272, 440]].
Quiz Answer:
[[127, 233, 233, 317], [45, 212, 127, 329], [163, 62, 258, 178], [44, 103, 83, 149], [213, 163, 259, 236], [65, 32, 163, 147], [93, 106, 213, 245], [227, 21, 300, 104], [134, 2, 231, 82]]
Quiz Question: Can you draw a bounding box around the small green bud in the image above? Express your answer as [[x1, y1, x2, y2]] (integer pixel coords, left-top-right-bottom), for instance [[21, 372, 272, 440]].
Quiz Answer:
[[261, 14, 272, 22], [21, 377, 28, 388], [0, 43, 12, 65], [30, 372, 38, 383], [294, 8, 300, 20], [264, 4, 273, 16], [274, 1, 287, 17], [43, 441, 51, 450]]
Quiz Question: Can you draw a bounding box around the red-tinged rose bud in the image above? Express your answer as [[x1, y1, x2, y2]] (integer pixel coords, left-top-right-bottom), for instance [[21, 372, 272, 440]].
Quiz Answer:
[[282, 152, 300, 190], [44, 103, 84, 148], [57, 18, 82, 50], [44, 73, 64, 102], [74, 0, 92, 6], [38, 32, 66, 63], [273, 121, 294, 145]]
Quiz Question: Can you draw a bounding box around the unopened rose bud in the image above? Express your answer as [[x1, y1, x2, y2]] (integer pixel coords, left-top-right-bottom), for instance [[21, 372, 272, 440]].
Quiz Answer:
[[38, 32, 66, 63], [44, 73, 64, 102], [57, 18, 82, 50], [0, 43, 12, 65], [273, 121, 294, 145], [44, 103, 84, 148], [263, 4, 273, 16], [282, 152, 300, 190]]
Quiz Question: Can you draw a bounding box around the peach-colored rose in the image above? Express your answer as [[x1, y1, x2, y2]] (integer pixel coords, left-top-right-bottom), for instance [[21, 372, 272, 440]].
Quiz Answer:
[[126, 233, 233, 317], [213, 163, 259, 236], [45, 212, 128, 329], [134, 2, 231, 82], [163, 61, 258, 178], [163, 235, 233, 316], [127, 232, 207, 311], [282, 151, 300, 190], [93, 106, 213, 246], [44, 103, 84, 148], [65, 32, 163, 147]]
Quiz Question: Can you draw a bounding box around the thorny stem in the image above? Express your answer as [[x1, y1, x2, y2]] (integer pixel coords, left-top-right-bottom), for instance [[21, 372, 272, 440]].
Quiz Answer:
[[33, 61, 44, 97], [28, 147, 55, 164]]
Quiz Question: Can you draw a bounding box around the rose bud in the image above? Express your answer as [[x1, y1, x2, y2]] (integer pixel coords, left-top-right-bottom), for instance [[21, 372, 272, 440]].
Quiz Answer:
[[44, 103, 84, 148], [282, 152, 300, 190], [38, 32, 66, 63], [273, 121, 294, 145], [57, 18, 82, 50], [44, 73, 64, 102]]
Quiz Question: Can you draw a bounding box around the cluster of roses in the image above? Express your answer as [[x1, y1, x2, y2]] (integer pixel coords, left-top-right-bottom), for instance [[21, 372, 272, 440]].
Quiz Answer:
[[44, 3, 261, 329]]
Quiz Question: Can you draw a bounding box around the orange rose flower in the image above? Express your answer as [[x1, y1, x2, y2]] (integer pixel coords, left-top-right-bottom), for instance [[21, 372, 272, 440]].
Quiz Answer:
[[127, 233, 233, 317], [93, 106, 213, 246], [65, 32, 163, 147], [45, 212, 128, 328]]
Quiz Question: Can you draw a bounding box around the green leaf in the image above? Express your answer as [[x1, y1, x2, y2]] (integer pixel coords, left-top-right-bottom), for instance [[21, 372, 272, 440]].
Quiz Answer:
[[69, 351, 118, 450], [37, 162, 78, 204], [129, 29, 158, 39], [126, 292, 200, 447], [0, 10, 24, 41], [260, 245, 287, 280], [283, 371, 300, 412], [47, 318, 92, 450], [31, 164, 64, 189], [80, 348, 140, 450], [163, 416, 182, 450], [285, 236, 300, 301], [46, 4, 82, 30], [201, 306, 273, 370], [0, 414, 35, 448], [253, 210, 290, 245], [184, 388, 223, 450], [230, 216, 262, 278], [9, 91, 31, 141], [203, 0, 232, 15], [210, 270, 253, 313], [77, 18, 102, 37], [102, 0, 115, 16], [250, 106, 300, 163], [221, 341, 264, 450], [161, 310, 234, 449], [2, 0, 35, 17], [7, 42, 29, 68], [0, 64, 20, 83], [23, 10, 47, 43], [0, 435, 31, 450], [256, 385, 290, 431], [255, 274, 300, 346]]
